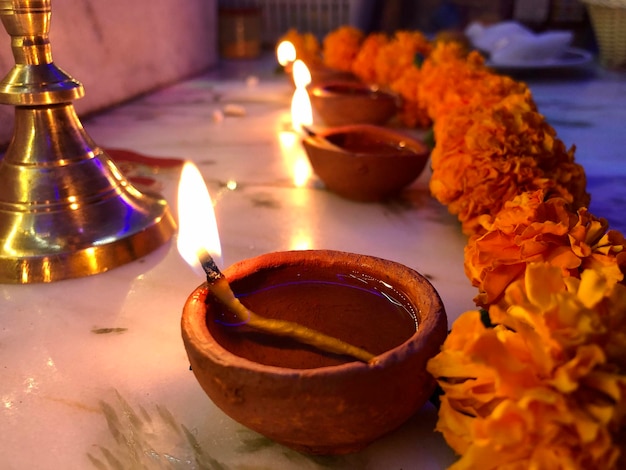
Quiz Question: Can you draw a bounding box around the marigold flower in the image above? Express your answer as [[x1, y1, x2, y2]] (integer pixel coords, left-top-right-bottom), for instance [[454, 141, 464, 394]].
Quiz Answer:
[[390, 66, 431, 128], [418, 42, 524, 123], [428, 263, 626, 469], [374, 30, 432, 87], [464, 190, 625, 307], [322, 25, 364, 72], [429, 92, 589, 236], [351, 32, 389, 84]]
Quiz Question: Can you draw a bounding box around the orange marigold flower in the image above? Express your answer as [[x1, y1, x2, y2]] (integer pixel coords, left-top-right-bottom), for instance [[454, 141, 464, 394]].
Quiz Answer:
[[390, 66, 431, 128], [464, 190, 625, 307], [418, 42, 525, 122], [351, 32, 389, 84], [322, 25, 364, 72], [374, 30, 432, 87], [427, 263, 626, 469], [429, 92, 589, 236]]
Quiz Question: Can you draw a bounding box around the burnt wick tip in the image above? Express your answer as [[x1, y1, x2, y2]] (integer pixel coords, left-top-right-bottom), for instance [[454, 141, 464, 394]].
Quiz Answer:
[[199, 251, 224, 283]]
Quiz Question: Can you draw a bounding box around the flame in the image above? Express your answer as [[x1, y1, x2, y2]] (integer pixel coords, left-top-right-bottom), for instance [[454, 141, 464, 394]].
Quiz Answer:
[[276, 40, 296, 66], [291, 59, 311, 88], [176, 162, 222, 275], [290, 60, 313, 133]]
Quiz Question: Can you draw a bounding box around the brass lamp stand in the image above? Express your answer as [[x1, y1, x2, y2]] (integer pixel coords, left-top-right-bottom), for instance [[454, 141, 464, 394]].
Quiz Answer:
[[0, 0, 176, 283]]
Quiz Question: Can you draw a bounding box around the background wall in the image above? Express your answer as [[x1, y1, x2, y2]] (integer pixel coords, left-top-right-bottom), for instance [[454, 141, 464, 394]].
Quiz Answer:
[[0, 0, 218, 149]]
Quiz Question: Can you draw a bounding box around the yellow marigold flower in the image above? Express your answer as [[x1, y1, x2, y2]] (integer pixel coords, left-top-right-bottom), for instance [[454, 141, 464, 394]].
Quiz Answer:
[[351, 32, 389, 84], [322, 25, 364, 72], [464, 190, 625, 307], [427, 263, 626, 469]]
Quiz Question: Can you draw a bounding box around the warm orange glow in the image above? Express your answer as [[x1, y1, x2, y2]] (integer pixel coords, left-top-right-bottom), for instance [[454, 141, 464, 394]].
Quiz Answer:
[[276, 40, 296, 66], [290, 60, 313, 133], [176, 162, 222, 275], [289, 230, 313, 251]]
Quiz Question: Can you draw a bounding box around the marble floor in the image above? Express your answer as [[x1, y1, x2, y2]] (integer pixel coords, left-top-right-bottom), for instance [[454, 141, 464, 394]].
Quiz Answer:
[[0, 53, 625, 469]]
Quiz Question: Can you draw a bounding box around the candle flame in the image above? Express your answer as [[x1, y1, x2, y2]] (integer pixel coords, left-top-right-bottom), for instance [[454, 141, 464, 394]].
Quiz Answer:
[[291, 60, 313, 133], [276, 40, 296, 66], [176, 162, 222, 276]]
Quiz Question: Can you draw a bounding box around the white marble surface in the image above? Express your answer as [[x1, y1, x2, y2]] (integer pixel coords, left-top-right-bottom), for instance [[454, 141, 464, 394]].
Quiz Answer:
[[1, 56, 625, 469]]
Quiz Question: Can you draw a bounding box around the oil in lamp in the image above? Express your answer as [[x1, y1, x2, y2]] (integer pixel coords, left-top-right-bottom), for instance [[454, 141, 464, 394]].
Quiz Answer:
[[0, 0, 175, 283]]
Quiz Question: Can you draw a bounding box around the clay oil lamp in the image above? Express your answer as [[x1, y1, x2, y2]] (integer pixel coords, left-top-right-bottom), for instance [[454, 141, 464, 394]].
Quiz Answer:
[[181, 250, 447, 455], [302, 124, 430, 202], [308, 81, 400, 127], [177, 164, 447, 455]]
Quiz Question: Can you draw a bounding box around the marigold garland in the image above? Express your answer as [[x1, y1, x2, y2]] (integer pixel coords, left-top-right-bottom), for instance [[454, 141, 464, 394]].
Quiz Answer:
[[278, 26, 626, 469]]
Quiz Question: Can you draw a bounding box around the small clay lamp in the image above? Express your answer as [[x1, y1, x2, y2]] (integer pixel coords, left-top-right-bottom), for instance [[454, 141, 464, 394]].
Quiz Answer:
[[181, 250, 447, 455], [308, 80, 400, 126], [302, 124, 430, 202]]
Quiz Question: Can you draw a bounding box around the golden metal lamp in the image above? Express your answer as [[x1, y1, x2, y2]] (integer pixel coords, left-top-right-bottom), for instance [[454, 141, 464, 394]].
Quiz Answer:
[[0, 0, 176, 283]]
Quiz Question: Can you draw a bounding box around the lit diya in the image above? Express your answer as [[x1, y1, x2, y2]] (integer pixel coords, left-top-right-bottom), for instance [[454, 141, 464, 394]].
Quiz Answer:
[[177, 163, 446, 454], [308, 80, 400, 127], [302, 124, 430, 202], [181, 249, 447, 455]]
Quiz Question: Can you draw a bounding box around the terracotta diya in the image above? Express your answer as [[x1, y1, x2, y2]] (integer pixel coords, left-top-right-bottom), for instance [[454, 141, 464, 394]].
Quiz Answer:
[[181, 250, 447, 455], [302, 124, 430, 202], [308, 80, 400, 127]]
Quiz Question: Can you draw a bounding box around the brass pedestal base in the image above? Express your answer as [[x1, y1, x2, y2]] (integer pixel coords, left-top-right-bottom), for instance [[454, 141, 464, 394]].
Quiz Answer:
[[0, 104, 176, 283]]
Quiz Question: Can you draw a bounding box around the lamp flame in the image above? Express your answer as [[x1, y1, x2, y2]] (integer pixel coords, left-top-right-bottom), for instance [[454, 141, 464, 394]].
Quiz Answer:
[[276, 40, 296, 66], [176, 162, 222, 276], [291, 59, 311, 88], [290, 60, 313, 133]]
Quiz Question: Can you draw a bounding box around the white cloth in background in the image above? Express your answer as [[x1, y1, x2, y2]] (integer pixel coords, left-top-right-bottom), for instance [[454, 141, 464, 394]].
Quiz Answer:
[[465, 21, 573, 65]]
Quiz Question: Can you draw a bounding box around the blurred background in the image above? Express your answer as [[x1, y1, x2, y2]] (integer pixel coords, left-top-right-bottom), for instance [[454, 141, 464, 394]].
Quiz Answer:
[[216, 0, 595, 51], [0, 0, 606, 148]]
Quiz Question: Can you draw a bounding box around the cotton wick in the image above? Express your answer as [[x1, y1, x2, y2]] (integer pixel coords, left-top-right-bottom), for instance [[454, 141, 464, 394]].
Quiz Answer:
[[199, 251, 376, 364]]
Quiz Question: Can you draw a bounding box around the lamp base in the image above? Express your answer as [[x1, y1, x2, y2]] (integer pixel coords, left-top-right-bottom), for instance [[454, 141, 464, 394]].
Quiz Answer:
[[0, 104, 176, 283]]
